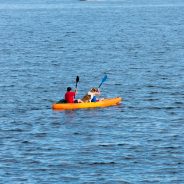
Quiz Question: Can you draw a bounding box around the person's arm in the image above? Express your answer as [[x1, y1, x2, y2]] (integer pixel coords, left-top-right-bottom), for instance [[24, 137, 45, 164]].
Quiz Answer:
[[97, 88, 101, 95]]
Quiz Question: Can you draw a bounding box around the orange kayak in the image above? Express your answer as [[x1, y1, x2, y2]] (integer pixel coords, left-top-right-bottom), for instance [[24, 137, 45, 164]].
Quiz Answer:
[[52, 97, 122, 110]]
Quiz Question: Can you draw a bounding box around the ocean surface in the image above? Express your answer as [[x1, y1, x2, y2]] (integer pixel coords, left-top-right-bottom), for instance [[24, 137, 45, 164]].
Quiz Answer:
[[0, 0, 184, 183]]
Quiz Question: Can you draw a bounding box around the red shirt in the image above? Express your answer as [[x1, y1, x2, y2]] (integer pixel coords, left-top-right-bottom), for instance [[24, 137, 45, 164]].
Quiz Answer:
[[65, 91, 76, 103]]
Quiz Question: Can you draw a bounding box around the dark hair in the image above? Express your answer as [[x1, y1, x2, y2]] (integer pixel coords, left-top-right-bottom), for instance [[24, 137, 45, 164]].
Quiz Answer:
[[67, 87, 72, 92], [90, 88, 98, 92]]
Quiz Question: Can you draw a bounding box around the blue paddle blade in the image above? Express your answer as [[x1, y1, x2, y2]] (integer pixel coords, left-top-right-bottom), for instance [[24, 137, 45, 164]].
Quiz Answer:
[[102, 75, 107, 83], [98, 75, 107, 88]]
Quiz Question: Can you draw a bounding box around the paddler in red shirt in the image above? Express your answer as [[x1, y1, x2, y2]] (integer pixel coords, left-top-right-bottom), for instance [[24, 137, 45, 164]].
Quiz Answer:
[[65, 87, 82, 103]]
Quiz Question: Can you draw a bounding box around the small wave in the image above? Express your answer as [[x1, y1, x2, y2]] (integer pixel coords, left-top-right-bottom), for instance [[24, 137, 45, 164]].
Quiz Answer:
[[173, 101, 183, 105], [98, 143, 127, 147], [1, 158, 19, 164], [78, 161, 116, 165], [4, 128, 24, 132], [89, 161, 116, 165], [147, 106, 162, 110], [146, 85, 155, 88], [143, 98, 159, 101], [21, 140, 32, 144], [149, 91, 159, 94], [34, 132, 47, 138]]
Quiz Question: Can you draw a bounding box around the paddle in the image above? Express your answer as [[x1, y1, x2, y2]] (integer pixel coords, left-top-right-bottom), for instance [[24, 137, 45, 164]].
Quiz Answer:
[[76, 76, 79, 88], [98, 75, 107, 88]]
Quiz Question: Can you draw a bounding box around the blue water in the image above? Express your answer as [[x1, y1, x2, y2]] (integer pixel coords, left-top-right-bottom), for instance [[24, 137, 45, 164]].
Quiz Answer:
[[0, 0, 184, 183]]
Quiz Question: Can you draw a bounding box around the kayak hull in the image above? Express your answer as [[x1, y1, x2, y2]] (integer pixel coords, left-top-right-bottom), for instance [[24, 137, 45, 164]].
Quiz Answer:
[[52, 97, 122, 110]]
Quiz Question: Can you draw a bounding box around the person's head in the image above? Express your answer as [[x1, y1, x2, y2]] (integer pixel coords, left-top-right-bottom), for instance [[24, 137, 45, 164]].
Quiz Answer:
[[67, 87, 72, 92], [90, 88, 98, 93]]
